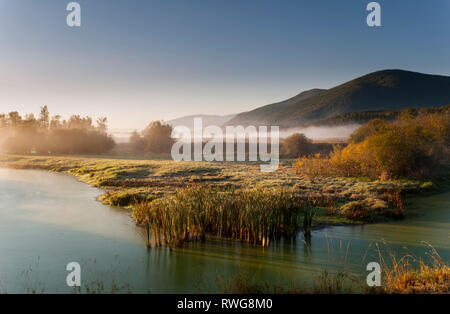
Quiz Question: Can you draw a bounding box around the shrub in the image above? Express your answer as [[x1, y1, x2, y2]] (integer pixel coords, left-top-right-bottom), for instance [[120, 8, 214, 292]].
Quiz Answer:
[[339, 198, 390, 221], [282, 133, 334, 158], [282, 133, 313, 158], [294, 112, 450, 179], [339, 201, 370, 220]]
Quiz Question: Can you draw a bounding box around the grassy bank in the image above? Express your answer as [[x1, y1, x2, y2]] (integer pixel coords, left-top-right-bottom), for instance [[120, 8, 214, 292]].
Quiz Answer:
[[1, 154, 445, 226]]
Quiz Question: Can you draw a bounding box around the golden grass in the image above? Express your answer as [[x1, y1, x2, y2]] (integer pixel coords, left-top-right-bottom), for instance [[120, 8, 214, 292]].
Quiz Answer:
[[378, 243, 449, 294], [132, 185, 311, 248]]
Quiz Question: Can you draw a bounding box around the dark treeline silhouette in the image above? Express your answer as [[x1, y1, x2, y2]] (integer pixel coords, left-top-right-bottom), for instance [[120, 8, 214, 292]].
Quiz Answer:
[[0, 106, 115, 154], [311, 104, 450, 126]]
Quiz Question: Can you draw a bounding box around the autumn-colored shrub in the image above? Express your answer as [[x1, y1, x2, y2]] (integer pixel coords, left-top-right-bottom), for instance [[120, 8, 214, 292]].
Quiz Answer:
[[293, 153, 332, 181], [339, 201, 370, 220], [294, 112, 450, 179], [282, 133, 314, 158]]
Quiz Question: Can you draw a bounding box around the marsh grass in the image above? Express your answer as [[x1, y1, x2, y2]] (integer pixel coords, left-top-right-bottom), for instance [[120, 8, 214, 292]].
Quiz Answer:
[[0, 154, 444, 230], [132, 185, 314, 248], [374, 242, 449, 294], [386, 188, 405, 218]]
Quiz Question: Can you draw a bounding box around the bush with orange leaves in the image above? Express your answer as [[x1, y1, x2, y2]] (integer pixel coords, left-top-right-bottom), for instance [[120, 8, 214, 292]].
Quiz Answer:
[[293, 153, 331, 181], [294, 112, 450, 180]]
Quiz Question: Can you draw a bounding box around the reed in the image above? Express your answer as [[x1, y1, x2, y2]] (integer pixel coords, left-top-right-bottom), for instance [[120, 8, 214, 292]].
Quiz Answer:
[[375, 242, 449, 294], [132, 185, 312, 248], [386, 188, 405, 218], [302, 206, 315, 240]]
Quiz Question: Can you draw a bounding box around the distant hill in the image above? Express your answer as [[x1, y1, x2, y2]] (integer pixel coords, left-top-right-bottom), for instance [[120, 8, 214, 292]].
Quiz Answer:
[[227, 70, 450, 128], [167, 114, 236, 130], [228, 88, 325, 126]]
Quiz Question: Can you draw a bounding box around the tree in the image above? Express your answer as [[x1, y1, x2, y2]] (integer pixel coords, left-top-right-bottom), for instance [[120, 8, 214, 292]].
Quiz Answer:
[[96, 117, 108, 133], [282, 133, 313, 158], [39, 105, 50, 129], [50, 115, 62, 129], [330, 112, 450, 178], [349, 119, 389, 144], [1, 108, 115, 155], [129, 130, 146, 153], [8, 111, 22, 128], [141, 121, 174, 154]]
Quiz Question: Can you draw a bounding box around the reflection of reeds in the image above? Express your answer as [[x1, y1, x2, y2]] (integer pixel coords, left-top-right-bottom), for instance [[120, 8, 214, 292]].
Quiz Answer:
[[132, 185, 314, 248], [386, 188, 405, 218], [213, 269, 360, 294], [302, 206, 315, 240]]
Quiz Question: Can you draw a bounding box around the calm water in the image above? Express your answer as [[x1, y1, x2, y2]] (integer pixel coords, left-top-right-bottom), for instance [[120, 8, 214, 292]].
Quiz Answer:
[[0, 169, 448, 293]]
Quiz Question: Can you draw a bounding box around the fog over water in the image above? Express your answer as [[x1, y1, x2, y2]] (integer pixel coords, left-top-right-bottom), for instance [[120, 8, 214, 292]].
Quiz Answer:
[[279, 124, 361, 140], [112, 124, 361, 143]]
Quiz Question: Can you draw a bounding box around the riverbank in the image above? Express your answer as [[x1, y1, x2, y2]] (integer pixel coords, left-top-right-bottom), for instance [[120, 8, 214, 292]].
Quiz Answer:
[[1, 154, 448, 229], [0, 166, 448, 294]]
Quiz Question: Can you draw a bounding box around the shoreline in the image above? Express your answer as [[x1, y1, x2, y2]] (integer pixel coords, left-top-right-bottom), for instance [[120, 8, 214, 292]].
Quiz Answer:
[[0, 159, 448, 294], [1, 153, 447, 233]]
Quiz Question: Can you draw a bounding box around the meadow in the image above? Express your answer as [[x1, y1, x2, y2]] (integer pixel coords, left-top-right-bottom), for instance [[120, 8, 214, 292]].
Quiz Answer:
[[1, 154, 445, 227]]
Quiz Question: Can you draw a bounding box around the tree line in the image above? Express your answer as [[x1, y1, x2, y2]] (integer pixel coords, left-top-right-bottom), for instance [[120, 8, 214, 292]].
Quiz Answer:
[[128, 121, 174, 154], [311, 104, 450, 127], [0, 106, 115, 154]]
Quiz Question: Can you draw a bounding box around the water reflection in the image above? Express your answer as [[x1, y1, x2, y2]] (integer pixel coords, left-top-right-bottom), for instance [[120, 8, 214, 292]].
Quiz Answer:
[[0, 168, 448, 293]]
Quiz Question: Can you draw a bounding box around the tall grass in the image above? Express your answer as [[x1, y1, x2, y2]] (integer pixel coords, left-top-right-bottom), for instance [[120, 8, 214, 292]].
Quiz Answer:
[[386, 188, 405, 218], [375, 242, 449, 294], [132, 185, 312, 248]]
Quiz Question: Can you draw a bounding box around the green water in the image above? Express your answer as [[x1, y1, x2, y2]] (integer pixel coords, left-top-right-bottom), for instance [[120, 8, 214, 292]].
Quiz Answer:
[[0, 169, 448, 293]]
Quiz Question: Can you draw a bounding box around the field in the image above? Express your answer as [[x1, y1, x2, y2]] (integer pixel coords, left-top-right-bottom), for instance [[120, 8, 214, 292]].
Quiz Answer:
[[0, 154, 445, 228]]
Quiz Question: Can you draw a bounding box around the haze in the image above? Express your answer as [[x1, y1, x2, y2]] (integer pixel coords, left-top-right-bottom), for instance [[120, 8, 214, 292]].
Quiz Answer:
[[1, 0, 449, 130]]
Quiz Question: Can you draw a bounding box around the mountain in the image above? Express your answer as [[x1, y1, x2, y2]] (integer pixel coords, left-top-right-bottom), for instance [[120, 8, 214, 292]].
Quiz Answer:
[[227, 70, 450, 128], [228, 88, 325, 126], [167, 114, 236, 130]]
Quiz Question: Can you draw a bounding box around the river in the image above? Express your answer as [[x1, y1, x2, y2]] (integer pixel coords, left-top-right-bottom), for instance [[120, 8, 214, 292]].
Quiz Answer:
[[0, 169, 448, 293]]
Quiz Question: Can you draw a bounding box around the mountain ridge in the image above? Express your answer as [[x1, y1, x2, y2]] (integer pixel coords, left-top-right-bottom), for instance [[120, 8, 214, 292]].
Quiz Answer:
[[167, 113, 237, 129], [227, 69, 450, 128]]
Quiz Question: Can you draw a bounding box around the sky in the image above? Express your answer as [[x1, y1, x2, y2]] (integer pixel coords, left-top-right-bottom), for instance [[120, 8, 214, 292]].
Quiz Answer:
[[0, 0, 449, 130]]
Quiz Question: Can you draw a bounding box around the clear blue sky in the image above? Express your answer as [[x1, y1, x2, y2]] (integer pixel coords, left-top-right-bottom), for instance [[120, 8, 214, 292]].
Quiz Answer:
[[0, 0, 449, 129]]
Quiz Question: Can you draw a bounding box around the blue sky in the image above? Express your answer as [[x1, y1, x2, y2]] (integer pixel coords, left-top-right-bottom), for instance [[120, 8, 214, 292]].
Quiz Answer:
[[0, 0, 449, 129]]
